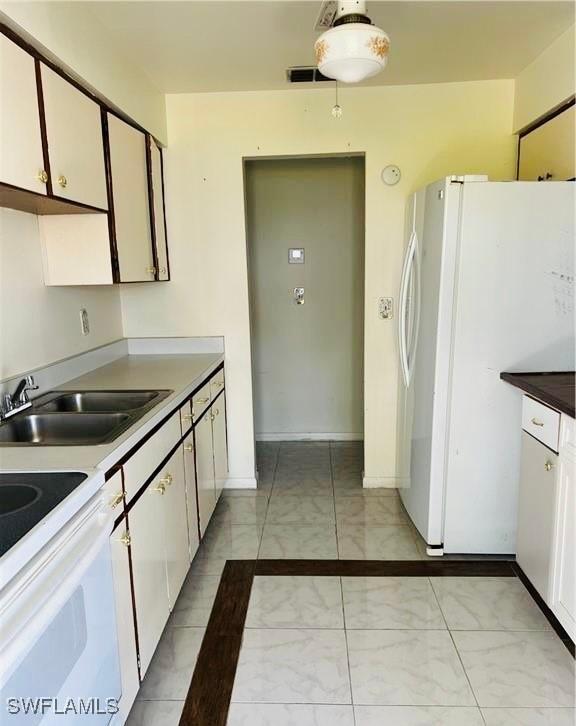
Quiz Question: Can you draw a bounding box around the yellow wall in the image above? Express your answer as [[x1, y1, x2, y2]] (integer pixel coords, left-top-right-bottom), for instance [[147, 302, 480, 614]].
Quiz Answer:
[[120, 80, 516, 485], [0, 2, 167, 142], [514, 24, 575, 132]]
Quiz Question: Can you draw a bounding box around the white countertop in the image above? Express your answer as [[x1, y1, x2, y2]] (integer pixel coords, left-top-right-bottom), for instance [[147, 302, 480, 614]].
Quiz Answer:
[[0, 352, 223, 474], [0, 350, 223, 589]]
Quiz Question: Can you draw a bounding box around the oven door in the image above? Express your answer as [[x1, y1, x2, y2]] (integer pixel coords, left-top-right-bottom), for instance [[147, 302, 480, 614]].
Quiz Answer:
[[0, 494, 121, 724]]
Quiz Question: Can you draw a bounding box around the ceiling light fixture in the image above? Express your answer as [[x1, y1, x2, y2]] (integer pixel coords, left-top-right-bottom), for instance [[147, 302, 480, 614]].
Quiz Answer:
[[314, 1, 389, 84]]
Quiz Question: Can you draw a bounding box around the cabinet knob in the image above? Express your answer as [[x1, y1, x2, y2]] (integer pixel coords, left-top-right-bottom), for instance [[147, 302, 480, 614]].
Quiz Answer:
[[184, 443, 194, 453], [544, 460, 554, 472], [159, 473, 173, 487], [118, 531, 131, 547], [153, 482, 166, 495], [160, 267, 167, 275], [57, 174, 67, 188], [182, 413, 193, 422], [109, 491, 125, 509], [37, 169, 48, 184], [213, 408, 219, 417], [146, 266, 156, 276], [210, 412, 216, 422]]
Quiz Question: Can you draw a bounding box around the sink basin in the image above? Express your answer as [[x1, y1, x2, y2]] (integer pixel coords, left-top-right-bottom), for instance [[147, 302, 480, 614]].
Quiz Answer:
[[0, 413, 132, 445], [0, 484, 41, 515], [35, 389, 170, 413]]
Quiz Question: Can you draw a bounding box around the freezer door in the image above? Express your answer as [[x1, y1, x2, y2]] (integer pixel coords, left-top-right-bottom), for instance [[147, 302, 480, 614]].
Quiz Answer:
[[399, 178, 462, 547], [444, 181, 575, 553]]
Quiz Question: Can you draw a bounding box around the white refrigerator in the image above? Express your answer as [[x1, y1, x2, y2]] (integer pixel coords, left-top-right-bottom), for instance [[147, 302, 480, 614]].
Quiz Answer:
[[397, 176, 575, 555]]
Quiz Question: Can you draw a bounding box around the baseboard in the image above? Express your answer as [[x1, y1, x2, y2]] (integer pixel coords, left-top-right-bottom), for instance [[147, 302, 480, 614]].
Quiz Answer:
[[362, 475, 399, 489], [256, 433, 364, 442], [223, 477, 258, 490]]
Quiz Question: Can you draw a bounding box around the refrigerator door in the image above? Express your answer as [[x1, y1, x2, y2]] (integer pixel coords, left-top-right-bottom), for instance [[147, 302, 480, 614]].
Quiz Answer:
[[443, 181, 575, 553], [399, 178, 463, 547]]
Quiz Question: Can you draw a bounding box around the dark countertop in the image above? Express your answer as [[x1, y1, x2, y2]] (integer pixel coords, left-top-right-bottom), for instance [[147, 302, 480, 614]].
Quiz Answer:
[[500, 372, 575, 418]]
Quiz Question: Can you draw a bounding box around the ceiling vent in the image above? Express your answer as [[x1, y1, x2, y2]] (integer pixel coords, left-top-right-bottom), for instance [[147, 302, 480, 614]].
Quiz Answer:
[[286, 67, 333, 83]]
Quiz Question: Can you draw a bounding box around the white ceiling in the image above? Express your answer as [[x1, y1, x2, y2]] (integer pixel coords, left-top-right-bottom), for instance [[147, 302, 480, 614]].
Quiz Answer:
[[83, 1, 574, 93]]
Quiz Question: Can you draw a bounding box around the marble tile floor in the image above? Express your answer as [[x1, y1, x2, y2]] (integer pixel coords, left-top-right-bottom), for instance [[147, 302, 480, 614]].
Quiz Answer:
[[126, 442, 574, 725]]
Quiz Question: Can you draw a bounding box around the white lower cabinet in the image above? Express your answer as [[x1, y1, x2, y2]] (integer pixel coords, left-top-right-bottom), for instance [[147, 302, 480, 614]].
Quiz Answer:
[[516, 432, 558, 599], [183, 432, 200, 560], [106, 367, 228, 721], [128, 473, 170, 676], [550, 417, 576, 639], [212, 395, 228, 500], [160, 448, 190, 608], [196, 408, 217, 536], [516, 396, 575, 639], [110, 518, 139, 720]]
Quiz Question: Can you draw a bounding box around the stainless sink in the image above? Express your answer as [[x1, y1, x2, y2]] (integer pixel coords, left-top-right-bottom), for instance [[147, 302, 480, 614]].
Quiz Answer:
[[35, 390, 169, 413], [0, 413, 132, 445]]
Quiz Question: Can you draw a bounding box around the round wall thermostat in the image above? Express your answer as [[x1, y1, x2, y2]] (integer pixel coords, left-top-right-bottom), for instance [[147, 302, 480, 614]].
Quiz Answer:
[[381, 165, 401, 186]]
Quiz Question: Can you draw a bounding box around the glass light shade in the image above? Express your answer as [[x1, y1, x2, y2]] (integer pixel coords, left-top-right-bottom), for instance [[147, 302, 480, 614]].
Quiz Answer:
[[315, 23, 389, 84]]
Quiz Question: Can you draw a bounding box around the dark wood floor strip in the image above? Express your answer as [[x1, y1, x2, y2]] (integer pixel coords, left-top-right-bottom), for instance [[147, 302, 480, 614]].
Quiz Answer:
[[179, 558, 574, 725], [179, 560, 255, 726], [254, 559, 517, 577], [512, 562, 575, 657]]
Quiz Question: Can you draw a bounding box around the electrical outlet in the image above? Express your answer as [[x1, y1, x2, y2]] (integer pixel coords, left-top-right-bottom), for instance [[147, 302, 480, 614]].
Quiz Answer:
[[80, 308, 90, 336]]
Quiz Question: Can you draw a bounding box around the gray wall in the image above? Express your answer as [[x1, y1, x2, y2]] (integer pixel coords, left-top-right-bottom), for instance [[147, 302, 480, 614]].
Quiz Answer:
[[245, 156, 365, 438]]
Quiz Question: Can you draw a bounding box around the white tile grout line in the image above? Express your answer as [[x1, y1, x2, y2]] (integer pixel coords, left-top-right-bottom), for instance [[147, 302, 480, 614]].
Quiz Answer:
[[329, 440, 340, 559], [256, 443, 279, 559], [339, 575, 358, 726]]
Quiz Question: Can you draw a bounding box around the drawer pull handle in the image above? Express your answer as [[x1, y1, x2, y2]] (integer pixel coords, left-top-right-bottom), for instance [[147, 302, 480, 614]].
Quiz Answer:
[[109, 491, 124, 509], [57, 174, 67, 188], [154, 483, 166, 495], [544, 460, 554, 472], [182, 413, 193, 422], [196, 397, 210, 404], [159, 473, 173, 487], [184, 443, 194, 453], [212, 381, 223, 389], [119, 532, 131, 547], [531, 418, 545, 427], [37, 169, 48, 184]]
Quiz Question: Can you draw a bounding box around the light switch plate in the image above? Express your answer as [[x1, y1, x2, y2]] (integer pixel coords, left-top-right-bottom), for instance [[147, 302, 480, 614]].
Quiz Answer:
[[378, 297, 393, 319], [289, 248, 305, 264]]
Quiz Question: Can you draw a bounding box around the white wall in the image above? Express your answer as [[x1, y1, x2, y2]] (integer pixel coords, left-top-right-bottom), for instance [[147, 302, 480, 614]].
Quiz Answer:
[[514, 24, 575, 131], [0, 209, 123, 379], [120, 80, 516, 486], [0, 2, 166, 142]]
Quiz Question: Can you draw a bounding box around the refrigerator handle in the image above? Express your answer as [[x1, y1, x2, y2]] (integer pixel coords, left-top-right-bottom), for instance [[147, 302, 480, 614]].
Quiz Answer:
[[398, 231, 416, 387], [407, 231, 421, 383]]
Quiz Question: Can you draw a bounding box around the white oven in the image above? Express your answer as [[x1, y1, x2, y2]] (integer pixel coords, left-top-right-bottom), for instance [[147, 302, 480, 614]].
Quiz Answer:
[[0, 493, 121, 724]]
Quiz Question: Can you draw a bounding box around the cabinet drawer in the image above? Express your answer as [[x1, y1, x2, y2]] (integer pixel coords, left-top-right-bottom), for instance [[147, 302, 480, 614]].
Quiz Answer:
[[210, 369, 225, 398], [123, 412, 181, 502], [192, 382, 211, 422], [102, 470, 125, 513], [522, 396, 560, 452]]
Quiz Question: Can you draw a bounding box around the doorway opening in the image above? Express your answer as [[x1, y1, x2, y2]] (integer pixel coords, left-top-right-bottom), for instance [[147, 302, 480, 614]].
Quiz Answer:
[[244, 155, 365, 459]]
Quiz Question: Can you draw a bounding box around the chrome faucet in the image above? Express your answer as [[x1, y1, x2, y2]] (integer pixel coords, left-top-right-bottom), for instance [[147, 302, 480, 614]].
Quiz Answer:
[[1, 375, 39, 420]]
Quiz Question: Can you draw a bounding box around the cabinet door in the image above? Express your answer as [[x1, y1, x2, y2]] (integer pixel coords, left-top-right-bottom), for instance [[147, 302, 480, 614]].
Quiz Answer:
[[41, 65, 108, 209], [157, 448, 190, 608], [0, 35, 46, 194], [128, 479, 170, 675], [196, 410, 216, 536], [212, 396, 228, 501], [107, 113, 155, 282], [516, 432, 558, 601], [109, 517, 140, 720], [149, 138, 170, 280], [183, 433, 200, 559], [551, 419, 575, 639], [518, 105, 575, 181]]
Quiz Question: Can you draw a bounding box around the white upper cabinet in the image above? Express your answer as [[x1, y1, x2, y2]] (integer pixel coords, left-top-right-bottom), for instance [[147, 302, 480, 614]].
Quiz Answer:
[[149, 138, 170, 280], [0, 35, 46, 194], [41, 65, 108, 209], [107, 113, 155, 282]]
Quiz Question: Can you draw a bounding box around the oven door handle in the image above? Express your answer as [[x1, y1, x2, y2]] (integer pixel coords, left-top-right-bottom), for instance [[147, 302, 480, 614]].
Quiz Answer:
[[0, 494, 115, 684]]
